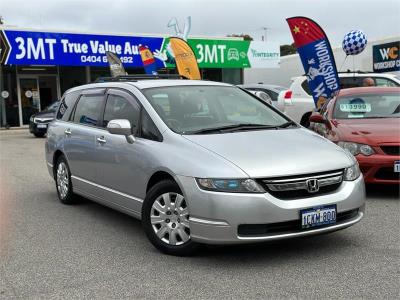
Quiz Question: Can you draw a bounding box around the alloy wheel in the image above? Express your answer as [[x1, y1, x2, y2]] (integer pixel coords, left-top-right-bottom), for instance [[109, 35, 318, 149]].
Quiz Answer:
[[56, 162, 69, 199], [150, 192, 190, 245]]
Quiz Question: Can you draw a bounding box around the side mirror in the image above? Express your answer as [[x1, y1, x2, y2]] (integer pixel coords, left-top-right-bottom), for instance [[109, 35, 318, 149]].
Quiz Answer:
[[254, 91, 273, 105], [309, 113, 325, 124], [107, 119, 135, 143]]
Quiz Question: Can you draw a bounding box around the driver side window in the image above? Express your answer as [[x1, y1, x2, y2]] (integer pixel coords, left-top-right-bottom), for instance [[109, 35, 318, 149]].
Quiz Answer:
[[103, 94, 140, 133]]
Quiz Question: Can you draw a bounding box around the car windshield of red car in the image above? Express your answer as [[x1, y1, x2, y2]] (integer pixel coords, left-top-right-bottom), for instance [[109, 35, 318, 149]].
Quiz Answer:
[[333, 93, 400, 119]]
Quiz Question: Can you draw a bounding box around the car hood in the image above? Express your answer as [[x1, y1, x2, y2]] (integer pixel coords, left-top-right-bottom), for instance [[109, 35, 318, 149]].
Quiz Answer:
[[333, 118, 400, 145], [33, 110, 55, 119], [183, 128, 353, 178]]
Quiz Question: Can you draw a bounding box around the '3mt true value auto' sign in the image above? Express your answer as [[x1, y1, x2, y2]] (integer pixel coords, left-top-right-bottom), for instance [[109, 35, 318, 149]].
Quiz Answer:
[[0, 28, 280, 68], [0, 29, 166, 68]]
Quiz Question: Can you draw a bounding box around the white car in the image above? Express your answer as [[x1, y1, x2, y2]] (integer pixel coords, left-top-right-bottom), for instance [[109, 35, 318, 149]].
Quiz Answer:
[[238, 84, 288, 111], [278, 72, 400, 127]]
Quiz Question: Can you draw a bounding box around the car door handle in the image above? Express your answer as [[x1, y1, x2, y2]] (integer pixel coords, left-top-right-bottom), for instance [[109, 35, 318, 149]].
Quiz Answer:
[[64, 128, 72, 136], [97, 136, 106, 144]]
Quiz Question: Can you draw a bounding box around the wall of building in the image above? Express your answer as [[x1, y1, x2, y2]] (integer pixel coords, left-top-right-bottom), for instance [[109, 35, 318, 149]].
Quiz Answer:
[[244, 36, 400, 88]]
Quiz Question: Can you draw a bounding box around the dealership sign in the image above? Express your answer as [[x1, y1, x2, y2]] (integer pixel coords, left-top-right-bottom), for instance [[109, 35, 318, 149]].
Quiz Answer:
[[373, 41, 400, 73], [0, 28, 279, 68]]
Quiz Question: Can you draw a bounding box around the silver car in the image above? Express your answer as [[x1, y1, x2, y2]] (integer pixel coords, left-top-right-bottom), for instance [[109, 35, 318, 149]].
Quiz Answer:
[[45, 77, 365, 255]]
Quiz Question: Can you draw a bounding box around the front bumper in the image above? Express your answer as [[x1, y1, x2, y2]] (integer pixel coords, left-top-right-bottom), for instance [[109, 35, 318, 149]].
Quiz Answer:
[[29, 121, 49, 134], [177, 175, 365, 244], [357, 154, 400, 184]]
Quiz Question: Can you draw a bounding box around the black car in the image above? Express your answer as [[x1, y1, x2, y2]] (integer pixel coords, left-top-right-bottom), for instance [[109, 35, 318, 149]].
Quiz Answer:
[[29, 101, 60, 137]]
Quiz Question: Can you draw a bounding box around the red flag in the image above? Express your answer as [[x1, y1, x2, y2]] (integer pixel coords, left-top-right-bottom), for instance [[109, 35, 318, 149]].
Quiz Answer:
[[287, 17, 325, 48]]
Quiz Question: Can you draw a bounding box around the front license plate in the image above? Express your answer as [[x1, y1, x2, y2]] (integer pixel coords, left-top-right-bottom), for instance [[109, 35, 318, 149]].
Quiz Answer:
[[301, 205, 337, 229], [37, 124, 47, 128], [395, 161, 400, 173]]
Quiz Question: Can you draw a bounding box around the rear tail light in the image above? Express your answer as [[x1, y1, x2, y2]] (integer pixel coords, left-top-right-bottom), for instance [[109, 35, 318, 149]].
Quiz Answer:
[[284, 90, 292, 101]]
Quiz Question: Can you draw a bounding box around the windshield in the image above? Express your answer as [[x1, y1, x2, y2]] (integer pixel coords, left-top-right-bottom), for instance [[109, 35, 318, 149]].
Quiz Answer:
[[142, 85, 290, 134], [333, 93, 400, 119]]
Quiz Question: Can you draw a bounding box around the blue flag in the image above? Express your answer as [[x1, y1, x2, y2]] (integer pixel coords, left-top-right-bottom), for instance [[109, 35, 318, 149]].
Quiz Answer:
[[287, 17, 340, 108]]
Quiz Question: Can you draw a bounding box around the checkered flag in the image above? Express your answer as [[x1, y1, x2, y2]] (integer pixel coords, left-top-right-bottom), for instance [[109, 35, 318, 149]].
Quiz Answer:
[[342, 30, 367, 55]]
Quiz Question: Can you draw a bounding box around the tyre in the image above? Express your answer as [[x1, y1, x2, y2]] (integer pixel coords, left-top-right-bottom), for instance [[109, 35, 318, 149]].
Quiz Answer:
[[142, 180, 199, 256], [54, 155, 78, 205], [34, 132, 45, 138]]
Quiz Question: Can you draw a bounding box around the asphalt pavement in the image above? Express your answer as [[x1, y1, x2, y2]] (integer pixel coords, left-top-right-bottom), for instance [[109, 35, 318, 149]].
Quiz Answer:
[[0, 130, 399, 299]]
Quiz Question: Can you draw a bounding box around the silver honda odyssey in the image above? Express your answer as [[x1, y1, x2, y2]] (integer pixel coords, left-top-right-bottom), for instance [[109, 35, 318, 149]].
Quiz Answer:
[[45, 77, 365, 255]]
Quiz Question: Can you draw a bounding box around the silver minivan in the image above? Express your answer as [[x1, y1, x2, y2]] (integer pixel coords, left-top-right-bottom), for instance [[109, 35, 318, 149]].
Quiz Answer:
[[45, 76, 365, 255]]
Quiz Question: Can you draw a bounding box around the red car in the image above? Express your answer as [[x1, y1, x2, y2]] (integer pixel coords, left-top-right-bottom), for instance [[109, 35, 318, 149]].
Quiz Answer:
[[309, 87, 400, 184]]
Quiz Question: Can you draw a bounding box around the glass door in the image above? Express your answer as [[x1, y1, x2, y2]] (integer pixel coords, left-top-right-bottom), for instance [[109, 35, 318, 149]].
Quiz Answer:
[[18, 77, 40, 125]]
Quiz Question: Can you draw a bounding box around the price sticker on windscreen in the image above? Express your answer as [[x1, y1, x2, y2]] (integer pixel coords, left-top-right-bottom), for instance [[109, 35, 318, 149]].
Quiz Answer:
[[340, 103, 372, 113]]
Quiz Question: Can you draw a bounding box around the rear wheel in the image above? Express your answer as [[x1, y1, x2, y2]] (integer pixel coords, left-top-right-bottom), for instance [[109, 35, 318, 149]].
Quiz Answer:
[[142, 180, 199, 256], [55, 155, 78, 204]]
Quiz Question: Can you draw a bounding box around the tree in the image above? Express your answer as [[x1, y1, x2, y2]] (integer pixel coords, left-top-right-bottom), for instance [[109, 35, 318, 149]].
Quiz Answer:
[[227, 34, 253, 41], [280, 43, 297, 56]]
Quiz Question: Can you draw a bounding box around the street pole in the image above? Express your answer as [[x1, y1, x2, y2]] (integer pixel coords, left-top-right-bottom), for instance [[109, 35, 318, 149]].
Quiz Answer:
[[262, 27, 268, 43]]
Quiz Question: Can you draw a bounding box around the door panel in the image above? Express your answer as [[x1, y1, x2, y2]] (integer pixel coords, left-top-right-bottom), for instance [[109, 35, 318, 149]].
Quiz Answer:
[[62, 92, 105, 194], [94, 89, 145, 213]]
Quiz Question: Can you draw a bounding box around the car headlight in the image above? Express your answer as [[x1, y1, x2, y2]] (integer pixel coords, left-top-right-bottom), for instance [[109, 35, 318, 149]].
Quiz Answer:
[[344, 163, 361, 181], [196, 178, 265, 193], [338, 141, 375, 156], [30, 116, 35, 122]]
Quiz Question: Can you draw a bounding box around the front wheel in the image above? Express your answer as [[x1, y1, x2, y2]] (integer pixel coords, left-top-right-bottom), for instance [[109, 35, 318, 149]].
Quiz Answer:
[[142, 180, 199, 256]]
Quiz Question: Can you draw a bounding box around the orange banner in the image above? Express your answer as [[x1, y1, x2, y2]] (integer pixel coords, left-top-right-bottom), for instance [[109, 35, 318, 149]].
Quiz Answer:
[[170, 37, 201, 80]]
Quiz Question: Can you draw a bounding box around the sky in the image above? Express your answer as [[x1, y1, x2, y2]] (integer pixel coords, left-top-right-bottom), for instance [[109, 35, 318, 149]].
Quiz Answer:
[[1, 0, 399, 47]]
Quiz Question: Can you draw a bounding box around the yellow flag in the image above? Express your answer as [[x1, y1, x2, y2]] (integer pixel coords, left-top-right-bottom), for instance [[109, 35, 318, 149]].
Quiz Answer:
[[169, 37, 201, 80]]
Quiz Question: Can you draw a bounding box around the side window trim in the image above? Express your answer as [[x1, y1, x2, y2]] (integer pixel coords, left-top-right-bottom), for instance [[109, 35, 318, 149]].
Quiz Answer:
[[56, 95, 65, 120], [138, 107, 163, 142], [101, 88, 141, 131], [68, 94, 82, 122]]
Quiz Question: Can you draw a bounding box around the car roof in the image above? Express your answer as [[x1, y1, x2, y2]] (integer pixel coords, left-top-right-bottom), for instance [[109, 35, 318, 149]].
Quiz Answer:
[[239, 83, 287, 89], [338, 86, 400, 97], [66, 79, 233, 93], [294, 72, 398, 81]]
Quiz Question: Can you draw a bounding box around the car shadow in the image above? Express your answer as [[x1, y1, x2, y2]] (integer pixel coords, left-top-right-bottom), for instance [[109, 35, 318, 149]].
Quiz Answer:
[[365, 184, 399, 200]]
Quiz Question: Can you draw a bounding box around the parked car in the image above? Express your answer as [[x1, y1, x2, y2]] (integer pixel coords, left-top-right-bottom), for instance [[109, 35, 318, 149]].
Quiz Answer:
[[29, 101, 60, 137], [46, 76, 365, 255], [238, 83, 288, 111], [279, 72, 400, 127], [309, 87, 400, 184]]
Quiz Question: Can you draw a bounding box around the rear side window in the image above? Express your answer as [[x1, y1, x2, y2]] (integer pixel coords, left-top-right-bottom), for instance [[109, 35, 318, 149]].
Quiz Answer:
[[56, 91, 80, 121], [301, 80, 312, 95], [103, 94, 140, 133], [375, 77, 399, 87], [339, 77, 363, 89], [73, 95, 104, 126]]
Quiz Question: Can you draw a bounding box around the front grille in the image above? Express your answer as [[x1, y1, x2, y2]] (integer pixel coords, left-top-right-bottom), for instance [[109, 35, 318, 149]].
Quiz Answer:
[[375, 167, 400, 180], [258, 169, 344, 200], [34, 117, 53, 124], [380, 146, 400, 156], [238, 209, 359, 237]]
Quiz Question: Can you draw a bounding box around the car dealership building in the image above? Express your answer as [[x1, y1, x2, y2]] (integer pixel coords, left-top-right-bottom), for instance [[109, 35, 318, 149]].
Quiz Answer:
[[0, 26, 280, 128]]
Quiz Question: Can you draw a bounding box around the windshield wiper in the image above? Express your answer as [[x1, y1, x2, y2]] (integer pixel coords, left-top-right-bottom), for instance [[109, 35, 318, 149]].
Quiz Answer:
[[186, 123, 279, 134], [277, 120, 298, 128]]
